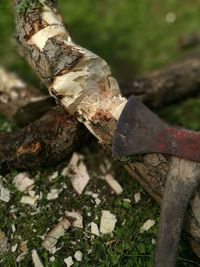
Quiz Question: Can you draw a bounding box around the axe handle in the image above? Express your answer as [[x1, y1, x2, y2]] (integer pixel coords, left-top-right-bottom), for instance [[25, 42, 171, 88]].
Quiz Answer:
[[154, 161, 200, 267]]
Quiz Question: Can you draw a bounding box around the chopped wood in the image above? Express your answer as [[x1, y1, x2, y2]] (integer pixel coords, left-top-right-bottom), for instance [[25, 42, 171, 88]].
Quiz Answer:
[[64, 256, 74, 267], [11, 244, 18, 252], [62, 153, 91, 195], [20, 195, 38, 206], [74, 251, 83, 262], [32, 249, 44, 267], [13, 172, 35, 192], [0, 184, 10, 203], [134, 192, 141, 203], [48, 171, 59, 182], [47, 188, 62, 200], [0, 231, 8, 254], [90, 222, 100, 237], [100, 210, 117, 234], [140, 219, 156, 233], [42, 218, 71, 251], [104, 174, 123, 195], [65, 211, 83, 228]]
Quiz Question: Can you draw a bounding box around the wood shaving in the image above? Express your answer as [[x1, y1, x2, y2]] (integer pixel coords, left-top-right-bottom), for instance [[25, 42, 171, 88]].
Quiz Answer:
[[11, 244, 18, 252], [32, 249, 44, 267], [95, 198, 101, 206], [0, 186, 10, 202], [74, 250, 83, 262], [47, 188, 62, 200], [134, 192, 141, 203], [62, 153, 90, 195], [90, 222, 100, 237], [42, 218, 71, 251], [48, 171, 58, 182], [0, 231, 8, 254], [140, 219, 155, 233], [16, 252, 27, 262], [100, 210, 117, 234], [64, 256, 74, 267], [20, 195, 38, 206], [104, 174, 123, 195], [13, 173, 34, 192], [65, 211, 83, 228], [50, 256, 56, 262]]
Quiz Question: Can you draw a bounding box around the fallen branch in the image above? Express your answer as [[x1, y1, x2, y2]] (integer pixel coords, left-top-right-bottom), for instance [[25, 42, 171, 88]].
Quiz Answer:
[[14, 0, 200, 259], [0, 107, 82, 172], [0, 67, 85, 172], [0, 67, 54, 125], [121, 56, 200, 109]]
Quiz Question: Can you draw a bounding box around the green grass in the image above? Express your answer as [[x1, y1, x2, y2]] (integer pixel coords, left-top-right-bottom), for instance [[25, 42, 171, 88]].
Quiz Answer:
[[0, 0, 200, 266]]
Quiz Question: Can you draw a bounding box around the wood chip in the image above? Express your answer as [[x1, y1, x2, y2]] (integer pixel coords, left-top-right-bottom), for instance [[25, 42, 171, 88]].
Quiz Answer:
[[42, 218, 71, 251], [32, 249, 44, 267], [90, 222, 100, 236], [100, 210, 117, 234], [74, 250, 83, 262], [11, 244, 18, 252], [62, 153, 90, 195], [48, 171, 58, 182], [65, 211, 83, 228], [16, 252, 27, 262], [0, 231, 8, 254], [140, 219, 155, 233], [64, 256, 74, 267], [13, 173, 34, 192], [0, 186, 10, 202], [104, 174, 123, 195], [20, 195, 37, 206], [47, 188, 62, 200], [134, 192, 141, 203]]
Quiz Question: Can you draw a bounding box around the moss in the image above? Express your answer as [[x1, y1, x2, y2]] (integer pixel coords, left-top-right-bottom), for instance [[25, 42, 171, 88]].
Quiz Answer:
[[16, 0, 44, 15]]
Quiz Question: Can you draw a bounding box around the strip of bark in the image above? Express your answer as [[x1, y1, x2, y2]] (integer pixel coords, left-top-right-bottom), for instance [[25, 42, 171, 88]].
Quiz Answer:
[[15, 0, 200, 258], [120, 56, 200, 109], [0, 67, 55, 126]]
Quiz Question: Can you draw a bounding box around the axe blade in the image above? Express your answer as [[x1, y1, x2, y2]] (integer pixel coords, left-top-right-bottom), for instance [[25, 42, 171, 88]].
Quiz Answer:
[[112, 95, 200, 162]]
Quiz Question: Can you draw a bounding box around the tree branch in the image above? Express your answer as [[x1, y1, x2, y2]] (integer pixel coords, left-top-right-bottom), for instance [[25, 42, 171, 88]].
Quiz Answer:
[[0, 106, 82, 173], [0, 67, 85, 172], [121, 56, 200, 109], [0, 67, 55, 125]]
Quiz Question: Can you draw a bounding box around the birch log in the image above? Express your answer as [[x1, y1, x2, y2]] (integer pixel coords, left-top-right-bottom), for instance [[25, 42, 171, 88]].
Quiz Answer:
[[15, 0, 200, 258]]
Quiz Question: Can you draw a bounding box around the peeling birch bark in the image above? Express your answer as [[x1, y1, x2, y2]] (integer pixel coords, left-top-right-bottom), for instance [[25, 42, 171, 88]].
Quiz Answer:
[[15, 0, 200, 258]]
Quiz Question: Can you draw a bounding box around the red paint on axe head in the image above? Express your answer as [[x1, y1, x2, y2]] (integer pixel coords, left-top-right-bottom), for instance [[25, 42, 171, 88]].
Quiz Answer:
[[112, 95, 200, 162]]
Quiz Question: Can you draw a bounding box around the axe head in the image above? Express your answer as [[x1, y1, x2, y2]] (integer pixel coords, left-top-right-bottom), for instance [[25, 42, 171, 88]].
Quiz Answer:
[[112, 95, 200, 162]]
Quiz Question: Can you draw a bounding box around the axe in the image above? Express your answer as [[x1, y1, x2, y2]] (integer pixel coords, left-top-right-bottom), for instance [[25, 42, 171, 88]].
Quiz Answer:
[[112, 95, 200, 267]]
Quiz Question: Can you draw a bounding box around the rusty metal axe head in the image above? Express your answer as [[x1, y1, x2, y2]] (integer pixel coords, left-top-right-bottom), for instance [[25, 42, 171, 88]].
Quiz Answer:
[[112, 95, 200, 162]]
